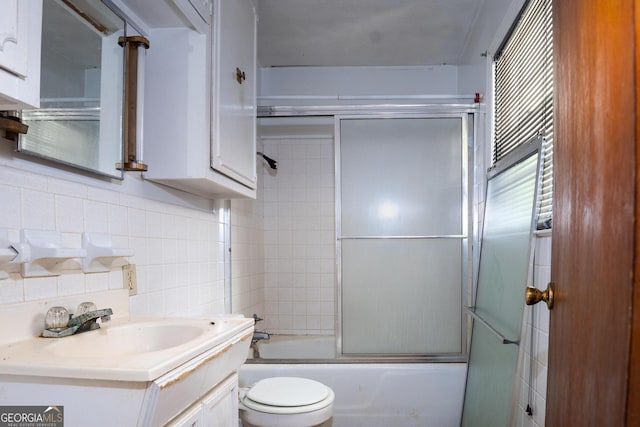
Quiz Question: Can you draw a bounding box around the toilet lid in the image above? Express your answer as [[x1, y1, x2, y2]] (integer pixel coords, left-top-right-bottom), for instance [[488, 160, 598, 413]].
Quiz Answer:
[[246, 377, 330, 407]]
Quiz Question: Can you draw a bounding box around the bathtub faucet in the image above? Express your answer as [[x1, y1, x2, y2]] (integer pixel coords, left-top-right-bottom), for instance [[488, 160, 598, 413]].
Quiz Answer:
[[251, 330, 270, 359], [253, 331, 270, 341]]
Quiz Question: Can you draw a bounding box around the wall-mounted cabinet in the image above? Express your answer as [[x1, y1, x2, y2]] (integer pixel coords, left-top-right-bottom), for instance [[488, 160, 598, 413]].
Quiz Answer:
[[141, 0, 257, 200], [211, 0, 257, 190], [0, 0, 42, 110], [171, 0, 212, 34]]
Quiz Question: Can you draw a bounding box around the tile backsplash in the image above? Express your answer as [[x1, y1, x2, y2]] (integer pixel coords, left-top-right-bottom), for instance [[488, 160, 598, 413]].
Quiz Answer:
[[0, 164, 226, 318]]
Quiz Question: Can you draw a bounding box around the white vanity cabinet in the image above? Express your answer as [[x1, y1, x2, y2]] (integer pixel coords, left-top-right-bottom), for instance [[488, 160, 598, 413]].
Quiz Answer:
[[0, 0, 42, 110], [167, 373, 239, 426], [142, 0, 257, 200], [0, 318, 253, 427]]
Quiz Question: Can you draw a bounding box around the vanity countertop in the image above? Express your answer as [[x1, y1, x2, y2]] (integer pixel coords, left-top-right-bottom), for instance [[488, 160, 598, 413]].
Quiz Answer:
[[0, 315, 254, 382]]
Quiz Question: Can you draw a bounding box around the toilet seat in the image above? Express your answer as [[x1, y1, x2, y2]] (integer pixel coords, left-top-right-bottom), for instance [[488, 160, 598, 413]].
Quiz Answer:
[[242, 377, 335, 415]]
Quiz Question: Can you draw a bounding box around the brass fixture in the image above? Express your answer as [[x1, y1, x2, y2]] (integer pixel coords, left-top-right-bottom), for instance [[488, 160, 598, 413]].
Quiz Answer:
[[525, 282, 554, 309], [236, 67, 246, 84], [116, 35, 150, 172], [0, 114, 28, 141]]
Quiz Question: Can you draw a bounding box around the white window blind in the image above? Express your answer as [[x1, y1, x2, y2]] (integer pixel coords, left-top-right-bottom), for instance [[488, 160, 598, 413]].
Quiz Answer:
[[493, 0, 553, 228]]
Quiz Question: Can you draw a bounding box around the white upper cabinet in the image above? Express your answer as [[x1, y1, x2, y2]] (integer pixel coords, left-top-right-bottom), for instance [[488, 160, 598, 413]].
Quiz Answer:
[[171, 0, 212, 33], [211, 0, 257, 190], [134, 0, 257, 199], [0, 0, 42, 110]]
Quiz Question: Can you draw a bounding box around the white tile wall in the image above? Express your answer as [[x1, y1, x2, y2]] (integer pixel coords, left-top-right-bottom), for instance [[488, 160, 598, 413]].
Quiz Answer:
[[259, 138, 335, 335], [0, 165, 226, 318], [231, 170, 265, 317], [516, 233, 551, 427]]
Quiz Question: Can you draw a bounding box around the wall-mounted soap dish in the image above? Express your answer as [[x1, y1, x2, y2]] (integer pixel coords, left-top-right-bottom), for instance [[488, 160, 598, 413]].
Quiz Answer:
[[82, 233, 134, 273], [21, 230, 86, 277]]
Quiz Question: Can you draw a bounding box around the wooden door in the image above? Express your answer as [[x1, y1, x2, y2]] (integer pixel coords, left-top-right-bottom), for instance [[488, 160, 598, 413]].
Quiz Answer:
[[547, 0, 639, 424]]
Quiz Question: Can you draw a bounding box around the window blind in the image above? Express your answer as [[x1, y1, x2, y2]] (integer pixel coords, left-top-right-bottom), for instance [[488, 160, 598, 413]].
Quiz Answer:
[[493, 0, 553, 228]]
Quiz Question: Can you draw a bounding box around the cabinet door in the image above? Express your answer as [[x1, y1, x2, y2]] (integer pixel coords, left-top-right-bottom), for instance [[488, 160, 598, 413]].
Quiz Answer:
[[0, 0, 29, 77], [211, 0, 257, 189], [189, 0, 212, 23], [171, 0, 212, 33], [0, 0, 42, 109], [166, 403, 203, 427], [201, 374, 239, 427]]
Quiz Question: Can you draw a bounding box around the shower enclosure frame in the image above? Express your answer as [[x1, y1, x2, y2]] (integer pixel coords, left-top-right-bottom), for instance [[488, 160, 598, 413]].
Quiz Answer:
[[334, 109, 476, 362]]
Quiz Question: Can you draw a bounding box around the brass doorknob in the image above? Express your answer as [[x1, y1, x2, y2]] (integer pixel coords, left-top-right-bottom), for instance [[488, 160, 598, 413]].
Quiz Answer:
[[525, 282, 554, 309]]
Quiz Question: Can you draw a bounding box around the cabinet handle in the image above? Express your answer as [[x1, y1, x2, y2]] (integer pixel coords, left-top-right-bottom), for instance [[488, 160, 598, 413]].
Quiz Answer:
[[236, 67, 246, 84]]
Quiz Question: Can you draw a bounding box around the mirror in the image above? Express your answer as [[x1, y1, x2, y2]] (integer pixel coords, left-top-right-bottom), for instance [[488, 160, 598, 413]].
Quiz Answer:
[[19, 0, 125, 178]]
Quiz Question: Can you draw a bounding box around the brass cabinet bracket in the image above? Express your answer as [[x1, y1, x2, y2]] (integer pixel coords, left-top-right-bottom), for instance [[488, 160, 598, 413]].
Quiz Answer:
[[0, 114, 28, 142], [116, 36, 150, 172], [236, 67, 246, 84], [0, 115, 28, 134], [525, 282, 555, 310], [118, 35, 150, 50]]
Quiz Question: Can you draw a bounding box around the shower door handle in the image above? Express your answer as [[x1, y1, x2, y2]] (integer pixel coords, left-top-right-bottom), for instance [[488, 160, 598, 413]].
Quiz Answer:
[[525, 282, 555, 310]]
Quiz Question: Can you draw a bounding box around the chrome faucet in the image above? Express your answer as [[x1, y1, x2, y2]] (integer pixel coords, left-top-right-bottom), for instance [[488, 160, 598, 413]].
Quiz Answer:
[[42, 304, 113, 338], [250, 314, 270, 358], [252, 331, 270, 341], [251, 314, 270, 341]]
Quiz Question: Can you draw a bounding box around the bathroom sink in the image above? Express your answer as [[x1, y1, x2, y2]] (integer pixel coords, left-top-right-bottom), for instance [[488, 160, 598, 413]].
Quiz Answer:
[[49, 322, 206, 357], [0, 316, 254, 381]]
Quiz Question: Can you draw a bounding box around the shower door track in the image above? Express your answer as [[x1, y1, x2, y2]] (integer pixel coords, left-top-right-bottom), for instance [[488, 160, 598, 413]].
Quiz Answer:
[[339, 235, 466, 240], [257, 103, 478, 118]]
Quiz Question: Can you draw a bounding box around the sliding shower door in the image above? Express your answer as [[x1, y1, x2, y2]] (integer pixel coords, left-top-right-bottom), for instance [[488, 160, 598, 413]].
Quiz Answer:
[[337, 114, 471, 357]]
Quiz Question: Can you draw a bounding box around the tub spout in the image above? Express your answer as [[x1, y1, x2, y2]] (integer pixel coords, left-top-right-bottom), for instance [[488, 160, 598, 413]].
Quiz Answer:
[[250, 330, 269, 359], [253, 331, 270, 341]]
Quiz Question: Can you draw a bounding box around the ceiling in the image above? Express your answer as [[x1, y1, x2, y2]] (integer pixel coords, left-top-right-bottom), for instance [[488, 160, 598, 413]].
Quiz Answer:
[[256, 0, 513, 68], [96, 0, 518, 68]]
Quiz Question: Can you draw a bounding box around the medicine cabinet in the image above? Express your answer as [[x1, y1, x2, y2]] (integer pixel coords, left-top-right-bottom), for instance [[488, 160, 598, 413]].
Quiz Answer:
[[18, 0, 127, 179]]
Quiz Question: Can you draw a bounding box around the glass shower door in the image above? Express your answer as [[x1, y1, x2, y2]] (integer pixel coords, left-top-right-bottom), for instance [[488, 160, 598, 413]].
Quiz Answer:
[[461, 138, 544, 426], [337, 115, 470, 356]]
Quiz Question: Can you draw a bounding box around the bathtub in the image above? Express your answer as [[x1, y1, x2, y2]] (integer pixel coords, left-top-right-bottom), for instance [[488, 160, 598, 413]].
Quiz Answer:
[[249, 334, 336, 359], [241, 335, 467, 427]]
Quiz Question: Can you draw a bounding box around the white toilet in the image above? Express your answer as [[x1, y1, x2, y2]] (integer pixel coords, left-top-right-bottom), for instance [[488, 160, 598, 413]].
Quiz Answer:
[[238, 377, 335, 427]]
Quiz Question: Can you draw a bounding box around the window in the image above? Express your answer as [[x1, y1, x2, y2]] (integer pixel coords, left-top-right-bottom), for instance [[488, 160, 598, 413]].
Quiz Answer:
[[493, 0, 553, 228]]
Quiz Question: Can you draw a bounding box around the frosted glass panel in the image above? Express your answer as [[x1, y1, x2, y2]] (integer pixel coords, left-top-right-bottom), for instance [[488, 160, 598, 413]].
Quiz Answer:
[[340, 118, 463, 236], [342, 239, 462, 354], [462, 141, 542, 427], [339, 116, 467, 356], [475, 154, 539, 339], [461, 325, 518, 427]]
